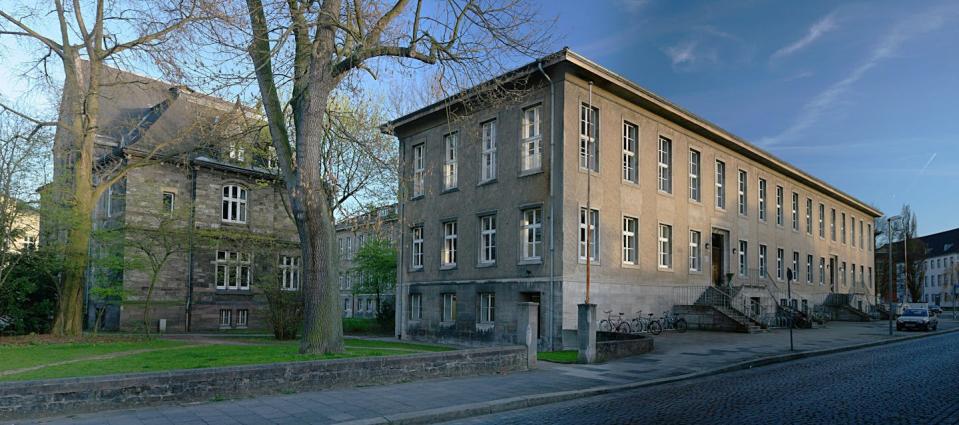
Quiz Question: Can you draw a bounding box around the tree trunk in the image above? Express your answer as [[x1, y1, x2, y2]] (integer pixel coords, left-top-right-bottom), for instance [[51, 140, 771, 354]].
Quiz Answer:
[[143, 270, 160, 336]]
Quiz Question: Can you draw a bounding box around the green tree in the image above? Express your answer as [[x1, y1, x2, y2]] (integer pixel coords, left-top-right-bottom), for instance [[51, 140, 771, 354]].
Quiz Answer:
[[352, 238, 397, 315]]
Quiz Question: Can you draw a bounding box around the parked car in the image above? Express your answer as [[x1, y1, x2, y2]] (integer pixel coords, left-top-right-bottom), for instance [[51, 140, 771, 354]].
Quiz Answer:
[[929, 304, 943, 315], [896, 308, 938, 331]]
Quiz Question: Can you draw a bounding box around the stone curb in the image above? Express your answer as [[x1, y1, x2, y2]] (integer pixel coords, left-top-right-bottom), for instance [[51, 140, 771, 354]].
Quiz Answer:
[[340, 326, 959, 425]]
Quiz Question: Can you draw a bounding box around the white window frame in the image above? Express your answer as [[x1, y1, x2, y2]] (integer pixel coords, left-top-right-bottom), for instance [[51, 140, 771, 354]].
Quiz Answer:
[[715, 160, 726, 210], [738, 170, 748, 216], [739, 240, 748, 276], [442, 221, 457, 267], [163, 191, 175, 215], [411, 226, 424, 269], [622, 216, 637, 265], [759, 244, 768, 278], [806, 198, 813, 234], [443, 133, 458, 190], [776, 248, 784, 281], [792, 251, 800, 282], [819, 204, 825, 238], [791, 192, 799, 231], [409, 294, 422, 321], [215, 251, 252, 291], [622, 122, 638, 183], [579, 208, 600, 262], [280, 255, 300, 291], [236, 309, 248, 328], [579, 104, 599, 172], [758, 178, 767, 222], [819, 257, 825, 285], [689, 230, 701, 272], [775, 185, 783, 226], [521, 105, 542, 172], [222, 185, 248, 224], [830, 208, 836, 241], [219, 309, 232, 328], [806, 254, 814, 284], [480, 215, 496, 265], [658, 136, 672, 193], [442, 293, 457, 322], [688, 149, 701, 202], [658, 223, 673, 269], [481, 120, 497, 182], [412, 144, 425, 198], [479, 292, 495, 323], [522, 208, 543, 261], [841, 212, 847, 244]]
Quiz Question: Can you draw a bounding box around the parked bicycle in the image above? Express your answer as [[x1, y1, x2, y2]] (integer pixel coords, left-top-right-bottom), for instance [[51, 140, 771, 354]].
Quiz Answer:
[[630, 310, 656, 334], [599, 310, 633, 333], [648, 311, 688, 335]]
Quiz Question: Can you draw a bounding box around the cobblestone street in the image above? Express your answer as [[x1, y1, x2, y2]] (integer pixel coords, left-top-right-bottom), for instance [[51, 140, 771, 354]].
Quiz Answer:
[[447, 330, 959, 424]]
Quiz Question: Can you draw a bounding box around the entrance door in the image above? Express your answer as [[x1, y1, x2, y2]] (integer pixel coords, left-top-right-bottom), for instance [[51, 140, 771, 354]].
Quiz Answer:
[[711, 232, 725, 286]]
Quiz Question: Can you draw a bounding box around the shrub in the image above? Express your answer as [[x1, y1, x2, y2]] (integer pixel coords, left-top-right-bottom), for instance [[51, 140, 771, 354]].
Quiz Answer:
[[0, 253, 58, 335], [261, 281, 304, 340]]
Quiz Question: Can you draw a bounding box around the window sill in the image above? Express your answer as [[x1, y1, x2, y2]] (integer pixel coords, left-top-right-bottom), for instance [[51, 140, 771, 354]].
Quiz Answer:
[[689, 199, 703, 206], [476, 262, 496, 269], [622, 262, 640, 269], [658, 267, 674, 272], [657, 190, 674, 198], [518, 258, 543, 266], [519, 168, 544, 178], [439, 265, 457, 271], [577, 259, 600, 266], [577, 168, 600, 176], [477, 179, 497, 187], [440, 321, 456, 328], [622, 180, 640, 187], [215, 289, 252, 294], [476, 322, 494, 332], [440, 187, 459, 195]]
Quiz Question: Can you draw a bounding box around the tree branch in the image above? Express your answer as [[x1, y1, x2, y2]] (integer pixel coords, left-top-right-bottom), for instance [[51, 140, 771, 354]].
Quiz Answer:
[[0, 10, 64, 56]]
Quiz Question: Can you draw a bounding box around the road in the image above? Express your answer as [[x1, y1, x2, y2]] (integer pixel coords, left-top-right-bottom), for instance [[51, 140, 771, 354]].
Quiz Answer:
[[446, 331, 959, 425]]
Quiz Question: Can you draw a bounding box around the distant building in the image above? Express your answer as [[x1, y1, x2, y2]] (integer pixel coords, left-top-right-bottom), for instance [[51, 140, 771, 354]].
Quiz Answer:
[[2, 198, 39, 253], [336, 204, 399, 318], [915, 228, 957, 306], [385, 49, 881, 349]]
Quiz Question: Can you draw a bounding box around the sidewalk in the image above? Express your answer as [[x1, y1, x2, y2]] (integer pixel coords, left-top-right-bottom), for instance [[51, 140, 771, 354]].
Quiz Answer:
[[14, 319, 958, 425]]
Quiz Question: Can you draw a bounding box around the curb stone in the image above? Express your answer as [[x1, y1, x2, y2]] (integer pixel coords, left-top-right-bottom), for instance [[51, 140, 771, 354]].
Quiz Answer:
[[339, 326, 959, 425]]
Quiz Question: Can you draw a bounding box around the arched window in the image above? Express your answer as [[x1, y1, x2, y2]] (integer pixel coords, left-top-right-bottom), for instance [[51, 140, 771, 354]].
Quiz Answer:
[[222, 185, 248, 223]]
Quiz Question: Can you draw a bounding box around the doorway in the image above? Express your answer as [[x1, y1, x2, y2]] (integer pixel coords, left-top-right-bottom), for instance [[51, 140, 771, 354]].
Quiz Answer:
[[711, 230, 727, 286]]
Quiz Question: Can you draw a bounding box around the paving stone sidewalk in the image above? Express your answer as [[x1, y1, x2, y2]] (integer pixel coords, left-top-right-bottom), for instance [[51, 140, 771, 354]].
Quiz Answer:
[[10, 319, 957, 425]]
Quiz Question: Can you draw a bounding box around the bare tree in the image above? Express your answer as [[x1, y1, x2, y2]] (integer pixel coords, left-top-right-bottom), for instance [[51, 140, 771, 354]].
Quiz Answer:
[[183, 0, 553, 354], [0, 1, 218, 336]]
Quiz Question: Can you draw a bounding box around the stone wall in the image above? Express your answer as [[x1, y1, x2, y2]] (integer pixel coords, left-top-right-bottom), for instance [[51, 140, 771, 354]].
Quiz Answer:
[[595, 332, 654, 362], [674, 305, 743, 332], [0, 346, 527, 421]]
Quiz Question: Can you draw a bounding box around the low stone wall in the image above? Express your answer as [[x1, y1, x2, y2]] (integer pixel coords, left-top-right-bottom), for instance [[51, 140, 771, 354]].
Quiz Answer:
[[0, 346, 527, 421], [674, 305, 742, 332], [595, 332, 654, 362]]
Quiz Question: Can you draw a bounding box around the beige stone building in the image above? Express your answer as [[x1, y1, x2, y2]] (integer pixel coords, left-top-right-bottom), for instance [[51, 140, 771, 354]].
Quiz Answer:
[[336, 204, 399, 318], [2, 198, 39, 253], [386, 49, 881, 350]]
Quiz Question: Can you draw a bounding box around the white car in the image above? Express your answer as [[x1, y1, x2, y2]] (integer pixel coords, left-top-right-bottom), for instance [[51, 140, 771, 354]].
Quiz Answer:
[[896, 308, 938, 331]]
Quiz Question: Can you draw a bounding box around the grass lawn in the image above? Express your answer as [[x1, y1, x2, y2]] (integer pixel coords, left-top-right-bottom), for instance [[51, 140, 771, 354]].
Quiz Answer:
[[0, 337, 454, 382], [538, 350, 579, 364]]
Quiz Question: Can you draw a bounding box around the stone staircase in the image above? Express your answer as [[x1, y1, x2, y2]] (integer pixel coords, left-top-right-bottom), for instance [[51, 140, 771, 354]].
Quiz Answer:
[[691, 286, 766, 333], [824, 294, 871, 322], [711, 304, 764, 333]]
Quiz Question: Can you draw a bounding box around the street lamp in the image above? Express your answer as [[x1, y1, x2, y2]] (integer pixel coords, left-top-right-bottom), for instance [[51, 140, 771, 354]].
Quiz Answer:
[[887, 215, 902, 336]]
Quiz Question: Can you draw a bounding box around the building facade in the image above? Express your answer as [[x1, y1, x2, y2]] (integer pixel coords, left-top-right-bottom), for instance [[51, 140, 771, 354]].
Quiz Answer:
[[337, 204, 399, 318], [46, 66, 302, 333], [2, 198, 39, 253], [386, 49, 881, 350], [915, 228, 957, 306]]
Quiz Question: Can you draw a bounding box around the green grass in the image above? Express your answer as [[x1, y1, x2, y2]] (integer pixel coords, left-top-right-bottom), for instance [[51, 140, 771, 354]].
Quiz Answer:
[[343, 317, 391, 335], [0, 337, 454, 382], [538, 350, 579, 364]]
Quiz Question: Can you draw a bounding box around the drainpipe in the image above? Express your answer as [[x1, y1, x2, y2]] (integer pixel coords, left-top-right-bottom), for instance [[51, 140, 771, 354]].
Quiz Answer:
[[537, 61, 556, 351], [396, 149, 407, 340], [185, 165, 198, 332]]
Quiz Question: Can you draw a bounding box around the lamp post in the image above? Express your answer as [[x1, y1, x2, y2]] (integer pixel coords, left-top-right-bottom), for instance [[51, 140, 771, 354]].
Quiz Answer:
[[887, 215, 901, 336]]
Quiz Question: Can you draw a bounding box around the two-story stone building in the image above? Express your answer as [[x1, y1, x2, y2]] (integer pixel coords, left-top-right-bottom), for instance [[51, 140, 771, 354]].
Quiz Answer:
[[56, 65, 302, 333], [337, 204, 399, 318], [385, 49, 882, 350]]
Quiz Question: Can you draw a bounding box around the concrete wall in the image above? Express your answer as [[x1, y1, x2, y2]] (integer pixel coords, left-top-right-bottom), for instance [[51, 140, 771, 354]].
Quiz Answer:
[[0, 346, 528, 421]]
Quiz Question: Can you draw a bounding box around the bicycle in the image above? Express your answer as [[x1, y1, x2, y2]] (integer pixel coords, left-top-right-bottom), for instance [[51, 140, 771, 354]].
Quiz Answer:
[[599, 310, 633, 333], [630, 311, 656, 334], [648, 311, 688, 335]]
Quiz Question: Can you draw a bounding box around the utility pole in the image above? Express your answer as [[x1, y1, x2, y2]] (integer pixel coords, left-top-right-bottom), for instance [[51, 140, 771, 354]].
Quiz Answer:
[[887, 216, 899, 336]]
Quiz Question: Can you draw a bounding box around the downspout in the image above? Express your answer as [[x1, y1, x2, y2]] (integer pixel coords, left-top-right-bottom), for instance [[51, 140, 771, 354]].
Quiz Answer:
[[537, 61, 557, 351], [185, 165, 198, 331], [396, 145, 407, 339]]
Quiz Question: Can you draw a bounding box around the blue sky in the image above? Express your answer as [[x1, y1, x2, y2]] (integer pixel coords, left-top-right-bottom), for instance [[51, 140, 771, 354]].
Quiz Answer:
[[544, 0, 959, 235]]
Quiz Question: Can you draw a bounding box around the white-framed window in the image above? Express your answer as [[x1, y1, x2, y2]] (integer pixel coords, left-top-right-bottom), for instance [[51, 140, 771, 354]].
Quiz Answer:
[[776, 248, 784, 280], [841, 261, 847, 286], [411, 226, 424, 269], [658, 223, 673, 269], [715, 160, 726, 210], [236, 309, 248, 328], [759, 244, 768, 278], [162, 191, 175, 215], [819, 204, 825, 238], [222, 185, 248, 224], [841, 212, 847, 244], [412, 144, 425, 198], [819, 257, 825, 285], [851, 215, 856, 247], [775, 185, 784, 226], [860, 220, 865, 248], [851, 263, 857, 286], [758, 178, 767, 222], [442, 221, 457, 267], [739, 240, 748, 276], [521, 105, 542, 172], [830, 208, 836, 241], [481, 120, 497, 182], [867, 224, 872, 250], [579, 104, 599, 171], [622, 122, 638, 183], [219, 309, 232, 328], [479, 292, 495, 323], [792, 251, 799, 282], [791, 192, 799, 231], [658, 136, 672, 193], [806, 198, 813, 234], [280, 256, 300, 291], [443, 133, 458, 190], [860, 265, 864, 287], [409, 294, 422, 320], [688, 149, 701, 202], [806, 255, 814, 284], [215, 251, 251, 290], [689, 230, 701, 272], [480, 215, 496, 265], [738, 170, 748, 215], [522, 208, 543, 261], [442, 293, 457, 322], [579, 208, 600, 261], [622, 216, 637, 265]]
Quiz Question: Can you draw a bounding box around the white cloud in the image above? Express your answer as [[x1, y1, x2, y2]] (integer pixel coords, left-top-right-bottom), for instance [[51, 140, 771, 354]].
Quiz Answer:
[[772, 13, 838, 60], [618, 0, 649, 14], [664, 41, 698, 66], [760, 5, 959, 147]]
